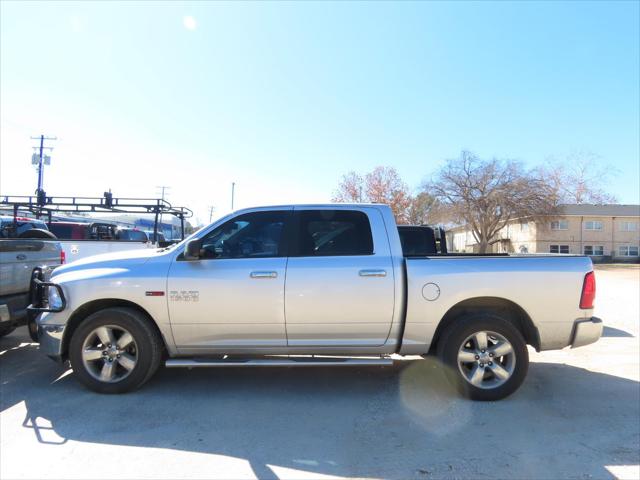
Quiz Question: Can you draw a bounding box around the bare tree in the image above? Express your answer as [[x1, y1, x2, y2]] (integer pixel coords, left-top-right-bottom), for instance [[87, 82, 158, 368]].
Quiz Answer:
[[333, 166, 412, 223], [540, 152, 617, 204], [426, 151, 558, 253], [406, 192, 439, 225]]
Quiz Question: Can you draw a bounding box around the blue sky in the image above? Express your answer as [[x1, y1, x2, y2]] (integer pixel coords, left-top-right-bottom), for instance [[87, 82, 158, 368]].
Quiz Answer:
[[1, 1, 638, 224]]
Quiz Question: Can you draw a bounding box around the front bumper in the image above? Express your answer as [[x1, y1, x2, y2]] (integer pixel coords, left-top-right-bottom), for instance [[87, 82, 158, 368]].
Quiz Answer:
[[570, 317, 603, 348], [38, 323, 66, 362]]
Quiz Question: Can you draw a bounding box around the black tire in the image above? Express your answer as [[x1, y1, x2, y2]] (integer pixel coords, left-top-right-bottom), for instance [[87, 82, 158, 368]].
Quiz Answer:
[[69, 307, 163, 394], [437, 313, 529, 401], [0, 324, 16, 338], [27, 314, 39, 342]]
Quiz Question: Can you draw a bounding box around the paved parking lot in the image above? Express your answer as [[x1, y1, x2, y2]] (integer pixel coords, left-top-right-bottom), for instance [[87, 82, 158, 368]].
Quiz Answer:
[[1, 265, 638, 480]]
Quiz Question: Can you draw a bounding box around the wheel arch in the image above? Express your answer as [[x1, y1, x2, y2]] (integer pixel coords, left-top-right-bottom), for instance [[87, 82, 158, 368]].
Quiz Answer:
[[61, 299, 166, 361], [428, 296, 540, 355]]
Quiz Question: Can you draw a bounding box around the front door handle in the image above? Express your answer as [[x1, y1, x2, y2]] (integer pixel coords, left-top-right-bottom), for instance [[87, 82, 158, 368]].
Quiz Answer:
[[250, 271, 277, 279], [16, 254, 27, 261], [359, 269, 387, 277]]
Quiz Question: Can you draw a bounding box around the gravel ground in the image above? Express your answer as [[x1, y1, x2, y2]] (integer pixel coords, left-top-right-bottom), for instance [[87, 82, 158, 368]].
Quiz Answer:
[[1, 265, 638, 480]]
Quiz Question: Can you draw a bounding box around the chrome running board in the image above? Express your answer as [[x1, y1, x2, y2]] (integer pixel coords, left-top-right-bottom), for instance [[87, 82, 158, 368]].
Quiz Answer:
[[165, 356, 393, 368]]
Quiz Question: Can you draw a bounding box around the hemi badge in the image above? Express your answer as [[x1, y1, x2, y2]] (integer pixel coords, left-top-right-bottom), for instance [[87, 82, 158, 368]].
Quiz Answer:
[[145, 291, 165, 297]]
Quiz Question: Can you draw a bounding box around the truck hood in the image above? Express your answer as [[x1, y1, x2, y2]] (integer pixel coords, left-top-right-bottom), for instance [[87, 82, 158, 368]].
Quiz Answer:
[[53, 248, 161, 277]]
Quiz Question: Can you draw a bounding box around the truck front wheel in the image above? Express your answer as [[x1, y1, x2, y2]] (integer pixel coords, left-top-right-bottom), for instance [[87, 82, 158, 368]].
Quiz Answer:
[[437, 313, 529, 401], [69, 307, 163, 394]]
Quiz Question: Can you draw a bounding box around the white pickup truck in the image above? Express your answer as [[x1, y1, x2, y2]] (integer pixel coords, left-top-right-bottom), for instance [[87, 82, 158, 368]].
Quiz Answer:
[[47, 221, 155, 263], [31, 204, 602, 400]]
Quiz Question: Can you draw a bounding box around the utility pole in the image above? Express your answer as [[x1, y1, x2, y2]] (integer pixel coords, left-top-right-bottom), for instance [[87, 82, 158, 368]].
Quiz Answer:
[[30, 135, 56, 212], [156, 186, 170, 202], [231, 182, 236, 211], [208, 206, 216, 223]]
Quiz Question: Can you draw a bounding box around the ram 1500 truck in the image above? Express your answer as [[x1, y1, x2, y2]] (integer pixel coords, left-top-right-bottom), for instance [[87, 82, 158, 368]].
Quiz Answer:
[[31, 204, 602, 400]]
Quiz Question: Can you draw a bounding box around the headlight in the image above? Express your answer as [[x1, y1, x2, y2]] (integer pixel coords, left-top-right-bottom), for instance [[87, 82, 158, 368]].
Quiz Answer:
[[47, 286, 63, 310]]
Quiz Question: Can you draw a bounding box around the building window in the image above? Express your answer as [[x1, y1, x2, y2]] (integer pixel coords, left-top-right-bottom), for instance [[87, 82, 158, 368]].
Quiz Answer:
[[521, 222, 529, 232], [584, 221, 603, 231], [619, 246, 639, 257], [550, 220, 568, 230], [550, 245, 569, 254], [620, 222, 638, 232], [584, 245, 604, 256]]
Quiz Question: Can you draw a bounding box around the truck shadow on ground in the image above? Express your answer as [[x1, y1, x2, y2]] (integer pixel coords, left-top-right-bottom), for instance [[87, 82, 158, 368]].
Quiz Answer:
[[1, 329, 639, 480], [602, 325, 635, 337]]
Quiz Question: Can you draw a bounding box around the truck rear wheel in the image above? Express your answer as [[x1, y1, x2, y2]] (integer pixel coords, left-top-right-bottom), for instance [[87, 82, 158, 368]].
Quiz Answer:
[[437, 313, 529, 401], [69, 307, 163, 394]]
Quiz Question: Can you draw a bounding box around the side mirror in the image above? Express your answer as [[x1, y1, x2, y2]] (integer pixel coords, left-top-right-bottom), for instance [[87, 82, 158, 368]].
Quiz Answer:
[[183, 239, 203, 260]]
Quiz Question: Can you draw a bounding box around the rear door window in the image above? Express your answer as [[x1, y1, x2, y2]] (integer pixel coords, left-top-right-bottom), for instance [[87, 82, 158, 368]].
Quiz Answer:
[[293, 210, 373, 256]]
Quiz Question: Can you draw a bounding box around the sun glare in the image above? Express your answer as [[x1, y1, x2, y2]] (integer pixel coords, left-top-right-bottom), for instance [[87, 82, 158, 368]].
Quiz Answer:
[[183, 15, 197, 31]]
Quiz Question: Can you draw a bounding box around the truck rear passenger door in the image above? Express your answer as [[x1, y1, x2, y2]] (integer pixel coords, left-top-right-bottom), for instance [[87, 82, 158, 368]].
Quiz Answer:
[[284, 208, 395, 347]]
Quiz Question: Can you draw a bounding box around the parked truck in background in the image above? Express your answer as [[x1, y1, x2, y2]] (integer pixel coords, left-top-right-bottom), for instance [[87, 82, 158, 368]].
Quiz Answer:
[[0, 215, 52, 239], [0, 238, 63, 338], [398, 224, 447, 256], [31, 204, 602, 400]]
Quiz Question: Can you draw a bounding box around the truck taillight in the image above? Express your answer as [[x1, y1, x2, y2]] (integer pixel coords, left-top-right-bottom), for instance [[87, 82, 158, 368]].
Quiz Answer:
[[60, 250, 66, 264], [580, 271, 596, 309]]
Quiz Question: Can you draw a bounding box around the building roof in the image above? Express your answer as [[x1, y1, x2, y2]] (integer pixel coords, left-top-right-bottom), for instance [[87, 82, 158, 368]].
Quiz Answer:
[[559, 204, 640, 217]]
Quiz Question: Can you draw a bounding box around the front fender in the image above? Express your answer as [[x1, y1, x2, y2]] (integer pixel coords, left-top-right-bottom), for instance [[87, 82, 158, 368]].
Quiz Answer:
[[38, 258, 177, 357]]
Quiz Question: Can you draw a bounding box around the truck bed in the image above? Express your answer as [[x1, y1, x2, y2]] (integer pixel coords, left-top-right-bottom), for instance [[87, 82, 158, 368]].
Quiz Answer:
[[400, 254, 593, 354]]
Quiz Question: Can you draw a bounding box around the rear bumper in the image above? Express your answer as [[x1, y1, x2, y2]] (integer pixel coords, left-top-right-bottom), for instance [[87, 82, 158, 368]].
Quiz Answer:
[[38, 323, 66, 362], [571, 317, 603, 349], [0, 293, 30, 326]]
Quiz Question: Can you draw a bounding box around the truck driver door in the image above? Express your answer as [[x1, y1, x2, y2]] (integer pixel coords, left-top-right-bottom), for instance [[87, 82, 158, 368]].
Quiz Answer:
[[168, 209, 292, 352]]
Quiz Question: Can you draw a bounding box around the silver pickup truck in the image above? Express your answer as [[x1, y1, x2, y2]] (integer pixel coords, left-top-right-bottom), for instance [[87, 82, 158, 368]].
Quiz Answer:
[[32, 204, 602, 400]]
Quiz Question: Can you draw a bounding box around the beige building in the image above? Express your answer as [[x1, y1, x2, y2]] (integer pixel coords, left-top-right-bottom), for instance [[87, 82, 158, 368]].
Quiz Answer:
[[448, 204, 640, 262]]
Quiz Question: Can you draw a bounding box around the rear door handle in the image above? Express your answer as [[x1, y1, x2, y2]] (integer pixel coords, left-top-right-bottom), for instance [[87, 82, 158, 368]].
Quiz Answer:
[[359, 269, 387, 277], [250, 271, 278, 279], [16, 254, 27, 261]]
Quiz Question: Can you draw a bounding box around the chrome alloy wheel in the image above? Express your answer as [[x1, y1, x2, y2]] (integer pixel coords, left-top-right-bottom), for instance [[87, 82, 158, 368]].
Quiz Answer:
[[81, 325, 138, 383], [457, 331, 516, 390]]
